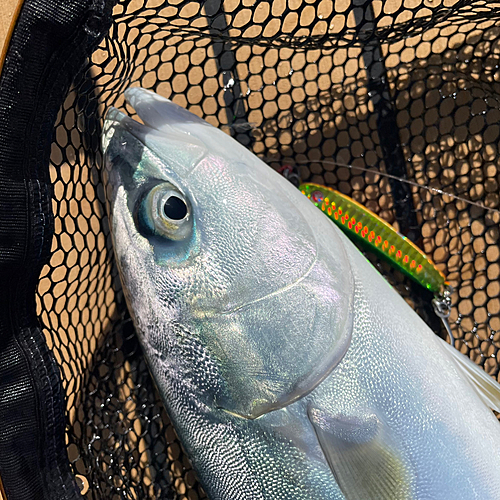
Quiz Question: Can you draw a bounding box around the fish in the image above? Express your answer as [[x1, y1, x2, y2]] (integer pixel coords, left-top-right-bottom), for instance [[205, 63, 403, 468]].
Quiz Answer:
[[101, 87, 500, 500]]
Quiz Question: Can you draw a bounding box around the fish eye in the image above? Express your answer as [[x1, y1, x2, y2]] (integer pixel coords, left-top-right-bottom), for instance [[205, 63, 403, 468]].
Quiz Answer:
[[139, 183, 192, 241]]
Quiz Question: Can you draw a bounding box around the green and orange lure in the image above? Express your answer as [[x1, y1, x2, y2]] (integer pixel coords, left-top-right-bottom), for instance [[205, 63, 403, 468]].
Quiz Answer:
[[300, 182, 455, 345], [300, 183, 449, 295]]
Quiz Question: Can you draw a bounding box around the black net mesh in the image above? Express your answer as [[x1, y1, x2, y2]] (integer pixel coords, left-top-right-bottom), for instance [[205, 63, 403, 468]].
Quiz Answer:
[[35, 0, 500, 498]]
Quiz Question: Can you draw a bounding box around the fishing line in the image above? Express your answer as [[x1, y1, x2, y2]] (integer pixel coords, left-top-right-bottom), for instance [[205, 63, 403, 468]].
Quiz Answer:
[[261, 157, 500, 216]]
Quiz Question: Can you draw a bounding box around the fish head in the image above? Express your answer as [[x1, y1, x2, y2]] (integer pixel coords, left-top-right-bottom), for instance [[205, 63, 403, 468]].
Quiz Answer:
[[102, 88, 353, 419]]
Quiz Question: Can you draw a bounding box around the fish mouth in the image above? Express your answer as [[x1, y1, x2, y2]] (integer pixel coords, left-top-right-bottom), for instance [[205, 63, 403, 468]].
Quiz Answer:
[[123, 87, 210, 130], [102, 96, 208, 177], [103, 86, 211, 150], [102, 106, 154, 153]]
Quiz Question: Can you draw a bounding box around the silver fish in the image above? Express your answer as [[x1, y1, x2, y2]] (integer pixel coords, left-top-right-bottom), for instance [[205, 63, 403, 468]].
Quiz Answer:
[[102, 87, 500, 500]]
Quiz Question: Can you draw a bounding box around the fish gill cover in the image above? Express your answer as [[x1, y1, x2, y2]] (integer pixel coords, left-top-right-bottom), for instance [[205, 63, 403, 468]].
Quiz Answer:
[[30, 0, 500, 498]]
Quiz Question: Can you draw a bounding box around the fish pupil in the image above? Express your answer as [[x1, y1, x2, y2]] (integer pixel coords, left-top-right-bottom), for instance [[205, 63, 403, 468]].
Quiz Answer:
[[163, 196, 187, 220]]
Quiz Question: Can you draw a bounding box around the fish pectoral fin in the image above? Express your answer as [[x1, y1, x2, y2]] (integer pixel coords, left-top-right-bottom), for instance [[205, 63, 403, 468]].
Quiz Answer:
[[308, 407, 413, 500], [439, 338, 500, 412]]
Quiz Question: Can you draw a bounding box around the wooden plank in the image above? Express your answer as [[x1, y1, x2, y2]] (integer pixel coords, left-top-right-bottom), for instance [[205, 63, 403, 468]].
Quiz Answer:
[[0, 0, 24, 74]]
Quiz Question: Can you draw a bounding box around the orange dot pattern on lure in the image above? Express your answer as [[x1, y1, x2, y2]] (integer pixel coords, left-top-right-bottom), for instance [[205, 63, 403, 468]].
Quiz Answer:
[[300, 183, 448, 294]]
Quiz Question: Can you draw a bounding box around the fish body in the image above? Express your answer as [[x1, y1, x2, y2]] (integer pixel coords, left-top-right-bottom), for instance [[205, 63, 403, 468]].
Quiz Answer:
[[102, 87, 500, 500]]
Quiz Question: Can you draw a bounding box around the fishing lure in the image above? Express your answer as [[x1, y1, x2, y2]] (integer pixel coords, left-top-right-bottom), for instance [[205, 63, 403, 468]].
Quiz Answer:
[[300, 182, 455, 344], [300, 183, 447, 293]]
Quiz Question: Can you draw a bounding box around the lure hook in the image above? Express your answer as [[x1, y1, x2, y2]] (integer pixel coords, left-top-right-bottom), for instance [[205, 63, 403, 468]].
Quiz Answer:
[[277, 164, 301, 188], [432, 285, 455, 347]]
